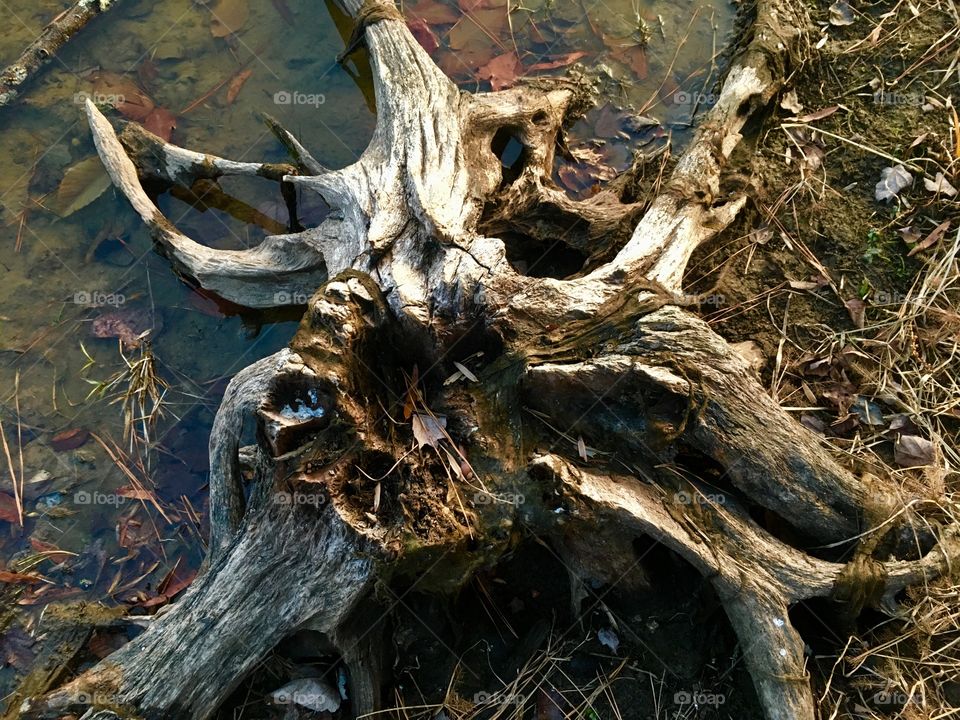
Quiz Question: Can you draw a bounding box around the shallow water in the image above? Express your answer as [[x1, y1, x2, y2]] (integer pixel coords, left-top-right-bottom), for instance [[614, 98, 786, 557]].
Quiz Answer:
[[0, 0, 734, 693]]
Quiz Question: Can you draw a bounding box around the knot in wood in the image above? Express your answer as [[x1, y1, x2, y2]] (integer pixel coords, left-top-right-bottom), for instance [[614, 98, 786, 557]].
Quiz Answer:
[[337, 0, 406, 63]]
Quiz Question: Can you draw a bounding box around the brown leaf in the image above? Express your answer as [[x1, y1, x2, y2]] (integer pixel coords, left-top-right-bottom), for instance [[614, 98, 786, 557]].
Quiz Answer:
[[142, 107, 177, 142], [51, 428, 90, 452], [795, 105, 839, 122], [407, 0, 459, 24], [0, 571, 43, 584], [28, 538, 73, 562], [844, 298, 865, 328], [53, 156, 111, 217], [225, 69, 253, 105], [907, 220, 951, 257], [92, 71, 155, 121], [0, 492, 18, 523], [407, 18, 439, 53], [528, 51, 588, 72], [90, 307, 157, 348], [477, 52, 521, 91], [210, 0, 249, 37], [0, 626, 36, 669], [895, 434, 935, 467]]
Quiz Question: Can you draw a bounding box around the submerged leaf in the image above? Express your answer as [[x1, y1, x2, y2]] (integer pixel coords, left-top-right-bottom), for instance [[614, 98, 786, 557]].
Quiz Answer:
[[54, 157, 111, 217], [210, 0, 249, 37]]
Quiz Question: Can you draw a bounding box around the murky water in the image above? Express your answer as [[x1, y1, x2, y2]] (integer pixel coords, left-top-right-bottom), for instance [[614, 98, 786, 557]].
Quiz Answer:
[[0, 0, 733, 695]]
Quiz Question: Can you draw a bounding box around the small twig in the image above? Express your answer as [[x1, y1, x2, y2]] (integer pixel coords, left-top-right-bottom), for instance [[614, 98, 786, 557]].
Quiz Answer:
[[0, 0, 123, 108]]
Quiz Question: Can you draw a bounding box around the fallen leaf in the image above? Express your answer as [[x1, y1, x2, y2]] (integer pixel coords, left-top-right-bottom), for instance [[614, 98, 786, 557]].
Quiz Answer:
[[91, 71, 155, 120], [477, 52, 522, 91], [407, 0, 460, 24], [51, 428, 90, 451], [142, 107, 177, 141], [894, 434, 935, 467], [528, 51, 588, 72], [923, 172, 957, 197], [412, 413, 446, 449], [780, 90, 803, 114], [210, 0, 249, 37], [795, 105, 839, 122], [453, 361, 478, 382], [271, 678, 340, 712], [28, 538, 74, 562], [829, 0, 855, 25], [407, 18, 439, 53], [90, 307, 158, 348], [907, 220, 951, 257], [218, 70, 251, 108], [844, 298, 865, 328], [0, 492, 18, 523], [0, 571, 43, 584], [875, 164, 913, 202], [53, 156, 111, 217], [0, 626, 36, 669], [597, 627, 620, 653]]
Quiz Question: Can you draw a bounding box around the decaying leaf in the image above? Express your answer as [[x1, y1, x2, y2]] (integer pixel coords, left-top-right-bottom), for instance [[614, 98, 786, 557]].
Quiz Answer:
[[225, 69, 253, 105], [923, 172, 957, 197], [412, 413, 446, 449], [51, 428, 90, 451], [91, 71, 155, 121], [142, 107, 177, 141], [53, 156, 111, 217], [210, 0, 249, 37], [780, 90, 803, 114], [894, 434, 935, 467], [0, 492, 18, 523], [844, 298, 865, 328], [597, 627, 620, 653], [875, 164, 913, 202], [453, 361, 478, 382], [407, 18, 439, 53], [90, 307, 158, 348], [477, 52, 522, 91], [528, 51, 588, 72], [907, 220, 951, 257], [829, 0, 855, 25], [270, 678, 340, 712]]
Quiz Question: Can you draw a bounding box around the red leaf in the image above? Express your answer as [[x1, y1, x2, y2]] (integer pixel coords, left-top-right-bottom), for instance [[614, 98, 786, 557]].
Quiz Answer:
[[477, 52, 522, 91], [29, 538, 74, 562], [51, 428, 90, 452], [0, 492, 18, 523], [528, 51, 588, 72], [407, 18, 439, 53]]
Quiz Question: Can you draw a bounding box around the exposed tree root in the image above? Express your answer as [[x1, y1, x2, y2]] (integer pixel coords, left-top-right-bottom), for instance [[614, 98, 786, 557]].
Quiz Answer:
[[15, 0, 960, 717]]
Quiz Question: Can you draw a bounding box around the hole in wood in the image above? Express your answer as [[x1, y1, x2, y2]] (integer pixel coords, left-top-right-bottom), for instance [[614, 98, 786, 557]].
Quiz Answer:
[[499, 231, 587, 279], [491, 127, 527, 185]]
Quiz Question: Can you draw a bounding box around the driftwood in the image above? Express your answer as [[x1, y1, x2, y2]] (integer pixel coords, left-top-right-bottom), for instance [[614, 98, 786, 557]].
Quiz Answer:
[[0, 0, 122, 108], [12, 0, 960, 717]]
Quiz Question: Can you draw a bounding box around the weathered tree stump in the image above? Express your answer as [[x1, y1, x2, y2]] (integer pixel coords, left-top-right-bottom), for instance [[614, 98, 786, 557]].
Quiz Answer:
[[14, 0, 960, 717]]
